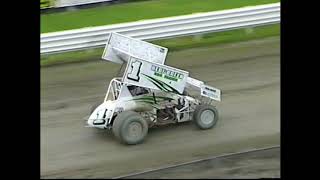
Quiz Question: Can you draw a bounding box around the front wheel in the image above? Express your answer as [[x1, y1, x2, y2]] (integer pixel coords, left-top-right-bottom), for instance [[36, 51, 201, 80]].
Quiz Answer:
[[112, 111, 148, 145], [193, 104, 219, 130]]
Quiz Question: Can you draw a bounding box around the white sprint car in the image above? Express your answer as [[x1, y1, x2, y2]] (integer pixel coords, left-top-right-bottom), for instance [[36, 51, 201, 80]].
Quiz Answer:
[[87, 32, 221, 145]]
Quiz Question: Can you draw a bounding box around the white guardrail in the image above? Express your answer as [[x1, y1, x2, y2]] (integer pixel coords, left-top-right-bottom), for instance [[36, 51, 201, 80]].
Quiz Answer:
[[41, 2, 280, 54]]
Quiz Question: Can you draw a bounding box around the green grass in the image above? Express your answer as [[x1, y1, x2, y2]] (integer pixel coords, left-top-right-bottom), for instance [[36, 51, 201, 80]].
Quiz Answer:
[[41, 24, 280, 67], [41, 0, 279, 33]]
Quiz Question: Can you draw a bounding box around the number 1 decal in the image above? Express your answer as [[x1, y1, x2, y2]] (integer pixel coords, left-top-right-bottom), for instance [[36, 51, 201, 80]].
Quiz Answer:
[[127, 60, 142, 82]]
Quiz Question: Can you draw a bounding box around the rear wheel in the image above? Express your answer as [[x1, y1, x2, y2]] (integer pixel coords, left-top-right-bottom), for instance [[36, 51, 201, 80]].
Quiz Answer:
[[193, 104, 219, 129], [112, 111, 148, 145]]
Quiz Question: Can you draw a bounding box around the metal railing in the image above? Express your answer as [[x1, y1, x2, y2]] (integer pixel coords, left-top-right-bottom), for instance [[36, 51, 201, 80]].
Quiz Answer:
[[41, 3, 280, 54]]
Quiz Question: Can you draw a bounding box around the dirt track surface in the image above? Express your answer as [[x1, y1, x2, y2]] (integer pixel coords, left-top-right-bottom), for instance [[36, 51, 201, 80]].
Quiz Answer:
[[120, 147, 280, 179], [41, 36, 280, 178]]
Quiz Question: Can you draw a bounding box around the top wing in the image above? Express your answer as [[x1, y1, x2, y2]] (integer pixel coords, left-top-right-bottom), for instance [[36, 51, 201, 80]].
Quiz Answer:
[[102, 32, 168, 64]]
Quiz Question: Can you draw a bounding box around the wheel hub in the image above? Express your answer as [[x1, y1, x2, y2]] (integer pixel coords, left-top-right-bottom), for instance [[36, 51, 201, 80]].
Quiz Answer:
[[128, 121, 143, 138], [200, 110, 215, 125]]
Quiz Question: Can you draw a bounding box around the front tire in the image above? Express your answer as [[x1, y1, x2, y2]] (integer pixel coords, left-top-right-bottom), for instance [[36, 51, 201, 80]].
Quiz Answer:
[[112, 111, 148, 145], [193, 104, 219, 130]]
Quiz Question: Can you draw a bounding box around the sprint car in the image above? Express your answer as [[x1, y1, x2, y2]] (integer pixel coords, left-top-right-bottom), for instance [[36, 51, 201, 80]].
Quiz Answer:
[[87, 32, 221, 145]]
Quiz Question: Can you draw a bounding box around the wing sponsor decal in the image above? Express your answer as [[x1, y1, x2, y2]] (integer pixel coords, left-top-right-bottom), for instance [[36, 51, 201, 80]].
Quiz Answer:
[[127, 59, 142, 82], [123, 57, 188, 94], [141, 73, 182, 94], [200, 84, 221, 101]]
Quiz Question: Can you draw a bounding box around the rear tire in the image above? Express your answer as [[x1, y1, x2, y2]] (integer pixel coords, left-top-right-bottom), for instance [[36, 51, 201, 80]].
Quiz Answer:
[[112, 111, 148, 145], [193, 104, 219, 130]]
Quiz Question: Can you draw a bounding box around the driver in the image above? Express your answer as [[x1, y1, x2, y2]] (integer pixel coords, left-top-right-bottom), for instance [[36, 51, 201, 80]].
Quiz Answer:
[[128, 85, 148, 96]]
